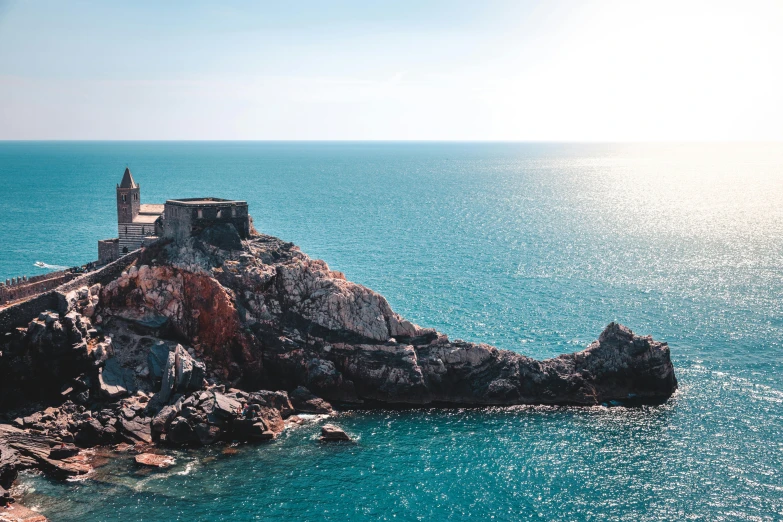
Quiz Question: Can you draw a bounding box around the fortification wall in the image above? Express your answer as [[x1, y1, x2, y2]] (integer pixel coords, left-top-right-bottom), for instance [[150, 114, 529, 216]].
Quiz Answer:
[[0, 250, 143, 333], [98, 238, 119, 265], [57, 249, 142, 295], [0, 271, 78, 306], [0, 291, 60, 331], [164, 201, 249, 241], [4, 270, 66, 286]]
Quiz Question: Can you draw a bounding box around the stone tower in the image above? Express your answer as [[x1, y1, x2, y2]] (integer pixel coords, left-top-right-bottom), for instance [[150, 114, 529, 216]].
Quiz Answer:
[[117, 167, 140, 224], [99, 168, 164, 263]]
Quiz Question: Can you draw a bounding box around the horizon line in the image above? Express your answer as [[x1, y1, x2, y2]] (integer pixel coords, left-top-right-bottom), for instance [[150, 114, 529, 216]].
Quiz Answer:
[[1, 139, 781, 144]]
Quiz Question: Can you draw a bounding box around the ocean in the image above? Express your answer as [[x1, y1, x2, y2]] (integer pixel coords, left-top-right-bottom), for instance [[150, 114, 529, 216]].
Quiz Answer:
[[1, 142, 781, 520]]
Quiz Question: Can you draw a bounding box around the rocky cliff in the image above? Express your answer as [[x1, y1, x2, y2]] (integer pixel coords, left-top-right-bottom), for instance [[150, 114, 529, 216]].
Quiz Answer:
[[92, 226, 676, 406], [0, 223, 677, 506]]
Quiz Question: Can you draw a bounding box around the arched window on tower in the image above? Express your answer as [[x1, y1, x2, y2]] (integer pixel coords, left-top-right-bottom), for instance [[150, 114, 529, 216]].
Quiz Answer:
[[122, 194, 126, 202], [197, 209, 203, 219], [216, 209, 222, 218]]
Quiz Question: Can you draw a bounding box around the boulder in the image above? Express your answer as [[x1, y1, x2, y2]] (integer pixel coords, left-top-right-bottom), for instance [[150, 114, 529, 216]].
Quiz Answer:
[[74, 418, 107, 446], [149, 344, 206, 405], [193, 423, 222, 445], [247, 390, 294, 418], [48, 444, 79, 460], [320, 424, 352, 442], [290, 386, 333, 414], [167, 417, 196, 445], [157, 350, 177, 403], [254, 407, 285, 434], [173, 344, 206, 392], [147, 343, 170, 383], [0, 484, 11, 506], [1, 424, 90, 481], [118, 417, 152, 444], [212, 392, 242, 419], [98, 358, 132, 400], [252, 424, 276, 440], [1, 441, 20, 491], [151, 405, 178, 437]]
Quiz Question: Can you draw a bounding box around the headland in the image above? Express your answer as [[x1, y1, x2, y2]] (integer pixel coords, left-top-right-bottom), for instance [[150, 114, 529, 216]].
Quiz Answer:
[[0, 169, 677, 515]]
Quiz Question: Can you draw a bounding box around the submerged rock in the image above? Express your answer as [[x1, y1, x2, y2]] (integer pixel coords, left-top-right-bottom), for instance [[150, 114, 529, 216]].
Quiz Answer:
[[135, 453, 175, 468], [0, 503, 49, 521]]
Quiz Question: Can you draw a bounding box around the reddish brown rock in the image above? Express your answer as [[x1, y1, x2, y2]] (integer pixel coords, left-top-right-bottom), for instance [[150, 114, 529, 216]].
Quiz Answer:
[[134, 453, 175, 468], [47, 444, 79, 460], [319, 424, 352, 442], [95, 232, 677, 408], [0, 503, 50, 521]]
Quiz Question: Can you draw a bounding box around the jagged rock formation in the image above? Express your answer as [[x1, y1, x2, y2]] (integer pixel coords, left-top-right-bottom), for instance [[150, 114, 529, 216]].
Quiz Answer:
[[0, 223, 677, 506], [94, 229, 677, 407]]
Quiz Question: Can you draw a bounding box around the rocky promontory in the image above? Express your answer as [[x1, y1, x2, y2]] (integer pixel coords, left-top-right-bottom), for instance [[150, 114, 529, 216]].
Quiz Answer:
[[0, 223, 677, 507]]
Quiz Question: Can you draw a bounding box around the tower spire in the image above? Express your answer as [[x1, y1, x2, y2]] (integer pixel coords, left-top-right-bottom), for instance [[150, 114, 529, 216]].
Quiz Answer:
[[119, 167, 137, 189]]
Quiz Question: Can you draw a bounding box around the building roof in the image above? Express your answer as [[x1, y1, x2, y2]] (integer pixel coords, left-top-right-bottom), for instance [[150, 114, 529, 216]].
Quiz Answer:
[[119, 167, 138, 189], [139, 204, 164, 215], [166, 198, 247, 206], [132, 214, 160, 224]]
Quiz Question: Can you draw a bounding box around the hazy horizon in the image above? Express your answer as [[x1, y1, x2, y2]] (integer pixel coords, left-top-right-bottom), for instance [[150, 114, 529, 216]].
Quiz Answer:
[[1, 0, 781, 141]]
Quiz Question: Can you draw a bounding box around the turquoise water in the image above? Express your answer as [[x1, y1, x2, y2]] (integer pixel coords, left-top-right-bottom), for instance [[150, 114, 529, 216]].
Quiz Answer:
[[1, 142, 782, 520]]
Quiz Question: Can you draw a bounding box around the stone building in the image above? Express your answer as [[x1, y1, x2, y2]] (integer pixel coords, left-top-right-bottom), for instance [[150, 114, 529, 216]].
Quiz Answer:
[[163, 198, 249, 242], [116, 168, 164, 254], [98, 169, 249, 264]]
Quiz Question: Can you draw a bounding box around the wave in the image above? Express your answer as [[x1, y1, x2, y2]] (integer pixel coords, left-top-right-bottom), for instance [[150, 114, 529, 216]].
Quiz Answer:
[[34, 261, 69, 270]]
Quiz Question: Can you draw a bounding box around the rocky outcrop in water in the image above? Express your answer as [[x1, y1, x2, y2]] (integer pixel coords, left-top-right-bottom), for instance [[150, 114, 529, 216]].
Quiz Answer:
[[0, 223, 677, 506], [320, 423, 352, 442], [89, 231, 677, 407]]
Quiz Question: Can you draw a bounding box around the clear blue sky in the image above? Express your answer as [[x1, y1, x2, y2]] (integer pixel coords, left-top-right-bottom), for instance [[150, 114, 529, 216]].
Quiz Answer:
[[0, 0, 781, 140]]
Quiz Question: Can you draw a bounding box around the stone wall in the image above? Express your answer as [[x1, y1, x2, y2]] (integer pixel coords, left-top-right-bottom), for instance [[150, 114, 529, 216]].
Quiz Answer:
[[119, 223, 156, 253], [0, 291, 60, 331], [163, 200, 249, 242], [98, 238, 120, 265], [0, 250, 143, 333], [57, 249, 143, 295], [0, 271, 78, 306]]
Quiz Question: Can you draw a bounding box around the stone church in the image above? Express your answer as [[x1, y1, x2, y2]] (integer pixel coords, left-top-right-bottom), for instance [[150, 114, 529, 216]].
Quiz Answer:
[[98, 168, 249, 264]]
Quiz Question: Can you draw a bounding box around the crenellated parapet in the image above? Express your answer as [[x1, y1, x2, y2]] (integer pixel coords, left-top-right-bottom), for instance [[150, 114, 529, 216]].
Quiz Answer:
[[0, 270, 78, 306]]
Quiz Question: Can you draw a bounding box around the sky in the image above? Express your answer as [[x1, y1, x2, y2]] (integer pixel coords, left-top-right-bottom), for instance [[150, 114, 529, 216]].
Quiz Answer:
[[0, 0, 781, 141]]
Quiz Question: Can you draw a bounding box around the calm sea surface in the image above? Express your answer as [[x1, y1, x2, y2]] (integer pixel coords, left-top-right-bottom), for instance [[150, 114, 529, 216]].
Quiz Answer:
[[1, 142, 782, 521]]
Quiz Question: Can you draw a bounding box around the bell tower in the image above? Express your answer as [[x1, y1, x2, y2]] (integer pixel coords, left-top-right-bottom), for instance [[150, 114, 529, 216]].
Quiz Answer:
[[117, 167, 140, 224]]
